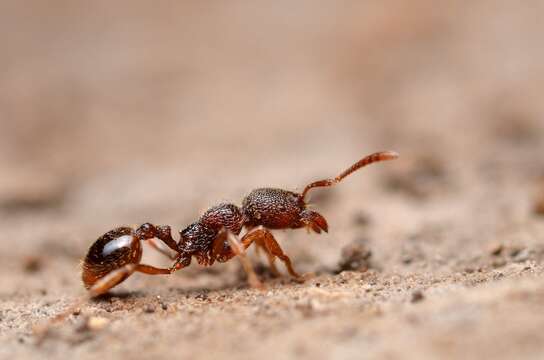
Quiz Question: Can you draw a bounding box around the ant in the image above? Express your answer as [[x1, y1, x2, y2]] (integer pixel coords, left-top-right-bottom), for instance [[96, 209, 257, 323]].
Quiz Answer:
[[81, 150, 398, 296], [33, 151, 398, 341]]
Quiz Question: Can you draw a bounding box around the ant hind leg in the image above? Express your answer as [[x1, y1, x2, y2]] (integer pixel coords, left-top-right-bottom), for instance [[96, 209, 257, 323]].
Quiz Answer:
[[33, 263, 138, 342], [88, 263, 171, 297], [87, 264, 137, 297]]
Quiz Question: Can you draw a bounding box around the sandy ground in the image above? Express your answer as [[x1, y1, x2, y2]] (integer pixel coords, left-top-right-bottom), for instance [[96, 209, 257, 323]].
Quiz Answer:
[[1, 1, 544, 359]]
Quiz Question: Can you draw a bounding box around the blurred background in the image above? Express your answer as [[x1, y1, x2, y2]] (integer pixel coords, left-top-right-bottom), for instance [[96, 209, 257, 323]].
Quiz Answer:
[[1, 1, 544, 359]]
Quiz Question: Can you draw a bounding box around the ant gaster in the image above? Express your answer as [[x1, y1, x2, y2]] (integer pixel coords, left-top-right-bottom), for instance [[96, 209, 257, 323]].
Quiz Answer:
[[82, 151, 398, 296]]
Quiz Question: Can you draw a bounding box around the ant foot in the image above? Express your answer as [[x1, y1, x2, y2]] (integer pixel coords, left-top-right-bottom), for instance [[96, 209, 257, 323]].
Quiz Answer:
[[247, 273, 266, 291], [293, 272, 314, 283]]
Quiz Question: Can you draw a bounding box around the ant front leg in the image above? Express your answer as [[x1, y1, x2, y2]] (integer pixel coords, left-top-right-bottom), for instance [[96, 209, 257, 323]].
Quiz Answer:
[[254, 238, 281, 277], [147, 239, 178, 260], [242, 227, 304, 282]]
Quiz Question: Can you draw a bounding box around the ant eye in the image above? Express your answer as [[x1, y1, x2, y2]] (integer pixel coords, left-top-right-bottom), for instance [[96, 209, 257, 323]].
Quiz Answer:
[[81, 227, 142, 289]]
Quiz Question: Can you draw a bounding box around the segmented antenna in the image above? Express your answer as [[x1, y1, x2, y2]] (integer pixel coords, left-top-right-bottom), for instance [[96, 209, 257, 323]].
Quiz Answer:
[[301, 151, 399, 201]]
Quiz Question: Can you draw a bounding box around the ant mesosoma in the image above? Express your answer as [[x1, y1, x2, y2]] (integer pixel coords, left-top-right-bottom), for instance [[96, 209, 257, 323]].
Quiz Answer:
[[81, 150, 398, 296]]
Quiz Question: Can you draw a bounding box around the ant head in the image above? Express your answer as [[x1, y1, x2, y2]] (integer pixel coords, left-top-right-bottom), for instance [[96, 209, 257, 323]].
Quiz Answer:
[[81, 227, 142, 290]]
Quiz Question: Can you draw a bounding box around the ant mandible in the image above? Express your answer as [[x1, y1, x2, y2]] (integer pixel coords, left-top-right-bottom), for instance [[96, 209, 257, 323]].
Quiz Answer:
[[82, 151, 398, 296]]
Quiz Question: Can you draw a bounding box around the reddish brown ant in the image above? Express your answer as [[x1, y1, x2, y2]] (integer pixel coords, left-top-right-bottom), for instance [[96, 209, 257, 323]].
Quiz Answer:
[[81, 151, 398, 296], [33, 151, 398, 341]]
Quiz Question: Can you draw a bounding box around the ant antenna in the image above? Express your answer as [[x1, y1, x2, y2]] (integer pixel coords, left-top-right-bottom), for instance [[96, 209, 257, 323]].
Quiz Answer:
[[301, 151, 399, 201]]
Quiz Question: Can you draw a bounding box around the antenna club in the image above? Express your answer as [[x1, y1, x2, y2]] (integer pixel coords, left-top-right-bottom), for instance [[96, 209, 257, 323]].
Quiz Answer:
[[378, 150, 399, 160]]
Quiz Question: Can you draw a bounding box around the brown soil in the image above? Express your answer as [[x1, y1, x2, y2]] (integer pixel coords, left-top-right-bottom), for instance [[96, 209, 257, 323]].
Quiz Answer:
[[2, 2, 544, 359]]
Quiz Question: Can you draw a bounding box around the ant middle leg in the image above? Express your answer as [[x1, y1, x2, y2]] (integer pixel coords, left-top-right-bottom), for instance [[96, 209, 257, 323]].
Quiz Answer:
[[135, 264, 172, 275], [147, 239, 178, 260], [222, 230, 264, 289]]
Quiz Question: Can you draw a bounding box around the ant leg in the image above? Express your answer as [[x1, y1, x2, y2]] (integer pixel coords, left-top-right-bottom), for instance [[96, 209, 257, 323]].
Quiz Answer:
[[247, 228, 303, 281], [87, 264, 137, 297], [33, 263, 169, 343], [135, 264, 171, 275], [169, 253, 192, 272], [215, 228, 259, 262], [148, 239, 178, 260], [154, 225, 180, 251], [88, 263, 170, 297], [262, 234, 303, 280], [240, 228, 302, 281], [211, 230, 228, 261], [255, 238, 281, 277], [225, 231, 264, 289]]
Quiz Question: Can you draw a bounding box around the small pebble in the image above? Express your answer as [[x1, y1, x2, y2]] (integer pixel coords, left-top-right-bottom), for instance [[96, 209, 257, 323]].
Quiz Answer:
[[88, 317, 110, 330], [513, 248, 530, 262], [534, 191, 544, 215], [143, 305, 156, 313], [352, 212, 371, 227], [411, 290, 424, 303], [509, 246, 523, 257], [75, 316, 110, 332], [493, 272, 505, 280], [491, 258, 506, 268], [488, 243, 504, 256], [22, 256, 43, 273], [338, 241, 372, 272]]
